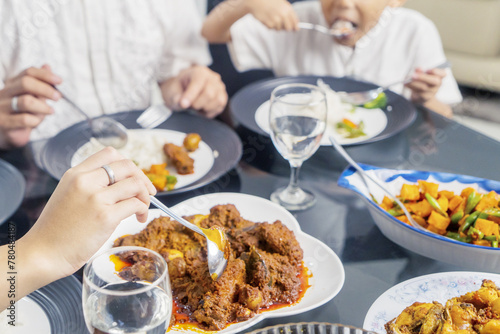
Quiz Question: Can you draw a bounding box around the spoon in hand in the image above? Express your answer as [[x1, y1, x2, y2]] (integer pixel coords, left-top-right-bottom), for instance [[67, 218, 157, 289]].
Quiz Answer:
[[298, 22, 353, 38], [56, 88, 128, 149], [149, 196, 228, 280], [340, 60, 451, 105]]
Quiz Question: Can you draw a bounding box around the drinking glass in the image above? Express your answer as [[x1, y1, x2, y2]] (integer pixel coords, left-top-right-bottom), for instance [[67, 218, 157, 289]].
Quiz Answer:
[[269, 83, 327, 211], [82, 246, 172, 334]]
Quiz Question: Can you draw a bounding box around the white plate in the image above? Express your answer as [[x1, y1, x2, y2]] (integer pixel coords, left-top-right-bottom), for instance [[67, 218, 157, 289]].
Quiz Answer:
[[0, 275, 86, 333], [338, 164, 500, 272], [255, 100, 387, 146], [0, 297, 51, 333], [71, 129, 214, 190], [99, 193, 345, 334], [363, 271, 500, 333]]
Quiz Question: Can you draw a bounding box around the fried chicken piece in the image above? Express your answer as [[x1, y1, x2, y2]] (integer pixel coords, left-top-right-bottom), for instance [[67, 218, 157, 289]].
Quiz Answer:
[[163, 143, 194, 175], [385, 302, 444, 334]]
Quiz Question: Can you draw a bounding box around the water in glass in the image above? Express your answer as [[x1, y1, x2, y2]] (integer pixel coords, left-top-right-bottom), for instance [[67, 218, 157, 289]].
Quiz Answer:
[[269, 84, 327, 211]]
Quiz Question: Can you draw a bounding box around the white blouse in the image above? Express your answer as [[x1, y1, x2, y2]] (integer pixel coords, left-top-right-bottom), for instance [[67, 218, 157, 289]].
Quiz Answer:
[[0, 0, 211, 140]]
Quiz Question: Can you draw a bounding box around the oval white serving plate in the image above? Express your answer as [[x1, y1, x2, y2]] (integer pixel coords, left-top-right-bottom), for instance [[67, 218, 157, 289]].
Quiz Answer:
[[99, 193, 345, 334]]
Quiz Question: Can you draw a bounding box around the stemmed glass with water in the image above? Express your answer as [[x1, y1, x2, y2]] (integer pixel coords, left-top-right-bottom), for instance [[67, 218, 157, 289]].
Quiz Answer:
[[269, 84, 327, 211], [82, 246, 172, 334]]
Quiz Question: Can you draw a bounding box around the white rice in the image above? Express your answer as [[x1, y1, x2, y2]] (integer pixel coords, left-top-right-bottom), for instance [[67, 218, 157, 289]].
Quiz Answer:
[[72, 130, 175, 169], [316, 79, 354, 126]]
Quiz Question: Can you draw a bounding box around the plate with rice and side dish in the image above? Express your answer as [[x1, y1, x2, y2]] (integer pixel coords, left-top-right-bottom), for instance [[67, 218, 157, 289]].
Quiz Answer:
[[231, 76, 417, 146], [38, 111, 242, 195], [95, 193, 345, 334]]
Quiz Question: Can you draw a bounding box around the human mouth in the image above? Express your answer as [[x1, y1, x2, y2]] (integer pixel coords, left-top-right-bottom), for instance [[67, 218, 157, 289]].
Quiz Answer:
[[331, 20, 357, 38]]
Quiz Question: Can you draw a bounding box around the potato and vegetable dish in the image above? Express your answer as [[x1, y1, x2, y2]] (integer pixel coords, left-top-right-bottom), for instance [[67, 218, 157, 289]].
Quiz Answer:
[[142, 133, 201, 192], [381, 180, 500, 248], [385, 279, 500, 334]]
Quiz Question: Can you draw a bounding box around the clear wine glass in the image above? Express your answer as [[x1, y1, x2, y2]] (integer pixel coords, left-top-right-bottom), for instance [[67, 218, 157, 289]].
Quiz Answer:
[[269, 83, 327, 211], [82, 246, 172, 334]]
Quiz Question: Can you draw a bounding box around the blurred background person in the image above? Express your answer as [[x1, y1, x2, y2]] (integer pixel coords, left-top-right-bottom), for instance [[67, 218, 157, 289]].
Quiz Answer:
[[0, 0, 227, 149]]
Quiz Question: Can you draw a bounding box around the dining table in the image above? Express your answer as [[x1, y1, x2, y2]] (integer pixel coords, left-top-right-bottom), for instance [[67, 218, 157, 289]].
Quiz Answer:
[[1, 103, 499, 333]]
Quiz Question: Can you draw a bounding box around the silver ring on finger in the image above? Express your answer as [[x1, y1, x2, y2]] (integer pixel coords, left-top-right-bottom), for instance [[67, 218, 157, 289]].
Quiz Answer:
[[101, 164, 116, 185], [11, 96, 19, 112]]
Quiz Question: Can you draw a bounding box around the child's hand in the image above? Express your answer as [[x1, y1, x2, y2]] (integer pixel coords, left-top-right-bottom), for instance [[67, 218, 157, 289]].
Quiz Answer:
[[405, 67, 447, 105], [247, 0, 299, 31]]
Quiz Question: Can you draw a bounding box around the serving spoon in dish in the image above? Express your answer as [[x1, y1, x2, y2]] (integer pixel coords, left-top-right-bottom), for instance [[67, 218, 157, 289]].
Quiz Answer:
[[340, 61, 451, 106], [149, 196, 228, 280], [329, 136, 428, 232], [56, 87, 128, 149]]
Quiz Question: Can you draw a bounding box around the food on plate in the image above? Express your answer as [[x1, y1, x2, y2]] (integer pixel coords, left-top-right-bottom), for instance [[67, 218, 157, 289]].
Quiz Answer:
[[381, 180, 500, 248], [336, 118, 366, 138], [142, 163, 177, 191], [163, 143, 194, 175], [363, 92, 387, 109], [112, 204, 308, 331], [316, 79, 376, 139], [74, 131, 205, 191], [183, 133, 202, 152], [385, 279, 500, 334]]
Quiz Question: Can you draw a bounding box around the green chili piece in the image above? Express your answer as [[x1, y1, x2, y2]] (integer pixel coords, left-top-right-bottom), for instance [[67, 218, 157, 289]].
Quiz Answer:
[[387, 208, 403, 216], [484, 235, 498, 242], [446, 232, 461, 240], [425, 193, 448, 217], [451, 210, 464, 224], [482, 208, 500, 218], [464, 192, 482, 214], [467, 227, 485, 239], [478, 211, 489, 219], [460, 211, 480, 232], [493, 240, 499, 248], [446, 232, 472, 243]]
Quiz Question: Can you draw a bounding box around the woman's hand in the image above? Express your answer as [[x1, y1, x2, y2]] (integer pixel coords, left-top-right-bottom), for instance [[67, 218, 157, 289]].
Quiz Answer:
[[247, 0, 299, 31], [0, 65, 62, 148], [160, 65, 228, 118], [20, 147, 156, 284]]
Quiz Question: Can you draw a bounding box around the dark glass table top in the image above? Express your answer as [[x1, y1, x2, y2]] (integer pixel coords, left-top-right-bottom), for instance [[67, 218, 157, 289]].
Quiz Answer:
[[1, 107, 499, 332]]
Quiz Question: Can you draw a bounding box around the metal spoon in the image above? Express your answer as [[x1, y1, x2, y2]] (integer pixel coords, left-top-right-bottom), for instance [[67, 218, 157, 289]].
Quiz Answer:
[[329, 136, 428, 232], [56, 88, 128, 149], [340, 61, 451, 105], [149, 196, 228, 280], [298, 22, 351, 38]]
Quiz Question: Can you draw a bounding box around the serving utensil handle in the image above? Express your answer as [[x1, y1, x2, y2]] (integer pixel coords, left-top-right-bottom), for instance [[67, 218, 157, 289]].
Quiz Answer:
[[149, 196, 205, 236]]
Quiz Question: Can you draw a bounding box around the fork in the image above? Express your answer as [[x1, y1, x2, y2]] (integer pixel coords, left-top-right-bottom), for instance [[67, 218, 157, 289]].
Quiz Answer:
[[329, 136, 428, 232], [136, 104, 173, 129]]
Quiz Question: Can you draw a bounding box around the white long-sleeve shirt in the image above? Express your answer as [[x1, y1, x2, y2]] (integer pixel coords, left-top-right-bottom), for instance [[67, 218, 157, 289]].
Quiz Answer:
[[0, 0, 211, 140]]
